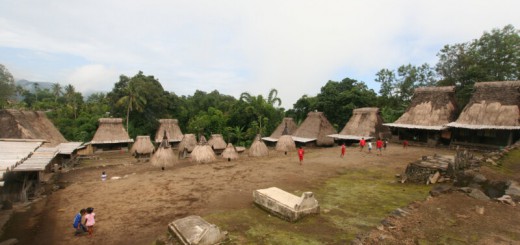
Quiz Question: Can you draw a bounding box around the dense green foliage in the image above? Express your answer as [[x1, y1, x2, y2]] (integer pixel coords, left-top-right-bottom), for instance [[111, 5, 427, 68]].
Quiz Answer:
[[2, 25, 518, 144]]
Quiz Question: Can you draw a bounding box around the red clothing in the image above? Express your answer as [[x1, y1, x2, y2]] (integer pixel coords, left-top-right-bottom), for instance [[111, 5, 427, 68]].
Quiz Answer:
[[298, 148, 304, 157], [360, 139, 366, 147], [341, 145, 346, 154], [376, 140, 383, 149]]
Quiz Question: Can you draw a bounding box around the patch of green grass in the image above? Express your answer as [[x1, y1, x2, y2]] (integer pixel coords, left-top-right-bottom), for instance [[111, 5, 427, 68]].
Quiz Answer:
[[205, 169, 431, 244], [493, 148, 520, 175]]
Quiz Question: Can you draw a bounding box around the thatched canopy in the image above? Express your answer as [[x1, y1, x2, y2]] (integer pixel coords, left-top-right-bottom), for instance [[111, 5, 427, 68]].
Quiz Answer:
[[0, 109, 67, 147], [222, 143, 239, 160], [155, 119, 183, 143], [448, 81, 520, 130], [384, 86, 457, 130], [333, 107, 390, 139], [150, 147, 176, 167], [275, 135, 296, 152], [178, 134, 197, 153], [191, 136, 216, 163], [292, 111, 337, 146], [91, 118, 133, 144], [249, 134, 269, 157], [208, 134, 227, 150], [130, 136, 155, 155]]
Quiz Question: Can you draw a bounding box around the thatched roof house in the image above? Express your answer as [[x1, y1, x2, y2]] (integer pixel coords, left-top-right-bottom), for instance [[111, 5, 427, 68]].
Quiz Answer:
[[151, 134, 177, 167], [249, 134, 269, 157], [208, 134, 227, 152], [447, 81, 520, 147], [130, 136, 155, 156], [222, 143, 239, 161], [90, 118, 133, 151], [0, 109, 67, 147], [155, 119, 183, 147], [384, 86, 457, 146], [292, 111, 337, 146], [262, 118, 298, 143], [275, 135, 296, 153], [329, 107, 390, 141], [179, 134, 197, 153], [191, 136, 216, 163]]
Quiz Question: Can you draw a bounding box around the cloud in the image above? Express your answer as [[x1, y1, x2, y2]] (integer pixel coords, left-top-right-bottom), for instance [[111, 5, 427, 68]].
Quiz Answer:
[[66, 64, 119, 93], [1, 0, 519, 107]]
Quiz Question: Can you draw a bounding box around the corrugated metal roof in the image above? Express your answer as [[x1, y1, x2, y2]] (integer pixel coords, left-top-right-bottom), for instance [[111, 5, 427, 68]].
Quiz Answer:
[[57, 142, 84, 155], [383, 123, 447, 131], [261, 137, 278, 142], [291, 136, 316, 143], [0, 141, 43, 172], [13, 147, 59, 172], [327, 134, 374, 141]]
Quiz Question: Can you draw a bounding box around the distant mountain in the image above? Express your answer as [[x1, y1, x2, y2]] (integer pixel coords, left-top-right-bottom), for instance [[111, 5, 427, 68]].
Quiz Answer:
[[16, 79, 55, 92]]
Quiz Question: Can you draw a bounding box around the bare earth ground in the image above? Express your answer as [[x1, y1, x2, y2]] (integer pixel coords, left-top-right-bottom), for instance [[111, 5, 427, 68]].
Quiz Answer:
[[2, 144, 520, 245]]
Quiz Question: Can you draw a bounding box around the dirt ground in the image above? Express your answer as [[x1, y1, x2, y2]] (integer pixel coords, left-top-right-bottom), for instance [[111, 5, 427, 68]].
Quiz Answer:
[[2, 144, 520, 244]]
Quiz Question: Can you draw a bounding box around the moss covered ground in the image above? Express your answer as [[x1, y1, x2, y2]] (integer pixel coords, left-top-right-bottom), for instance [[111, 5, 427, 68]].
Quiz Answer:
[[205, 168, 431, 244]]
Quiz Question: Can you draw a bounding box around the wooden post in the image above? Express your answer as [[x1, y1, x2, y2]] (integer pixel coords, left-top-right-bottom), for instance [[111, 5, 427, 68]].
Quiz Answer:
[[508, 130, 513, 146]]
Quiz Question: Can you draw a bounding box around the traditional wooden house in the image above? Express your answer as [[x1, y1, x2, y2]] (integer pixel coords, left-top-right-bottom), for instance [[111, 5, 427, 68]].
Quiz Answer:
[[130, 136, 155, 161], [262, 117, 298, 146], [90, 118, 134, 152], [292, 111, 337, 147], [155, 119, 183, 148], [0, 139, 59, 203], [447, 81, 520, 148], [208, 134, 227, 155], [328, 107, 390, 143], [384, 86, 458, 146]]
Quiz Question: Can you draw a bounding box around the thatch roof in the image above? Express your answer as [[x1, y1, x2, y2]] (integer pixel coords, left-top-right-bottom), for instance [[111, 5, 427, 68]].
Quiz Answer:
[[275, 135, 296, 152], [384, 86, 457, 130], [270, 118, 299, 139], [155, 119, 183, 143], [150, 147, 176, 167], [178, 134, 197, 153], [332, 107, 390, 139], [191, 136, 216, 163], [0, 109, 67, 147], [222, 143, 239, 160], [249, 134, 269, 157], [91, 118, 133, 144], [292, 111, 337, 146], [447, 81, 520, 130], [208, 134, 227, 150], [130, 136, 155, 155]]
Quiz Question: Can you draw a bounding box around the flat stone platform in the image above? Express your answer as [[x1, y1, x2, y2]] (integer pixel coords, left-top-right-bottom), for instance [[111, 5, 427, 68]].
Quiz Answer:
[[253, 187, 320, 222], [168, 215, 227, 245]]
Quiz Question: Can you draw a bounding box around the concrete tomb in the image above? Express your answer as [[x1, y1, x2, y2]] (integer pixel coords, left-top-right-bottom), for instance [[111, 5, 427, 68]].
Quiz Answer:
[[253, 187, 320, 222], [168, 215, 227, 245]]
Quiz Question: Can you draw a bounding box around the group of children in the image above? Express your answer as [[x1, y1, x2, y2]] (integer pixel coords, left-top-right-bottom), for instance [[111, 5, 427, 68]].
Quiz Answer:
[[357, 138, 387, 155], [73, 207, 96, 237]]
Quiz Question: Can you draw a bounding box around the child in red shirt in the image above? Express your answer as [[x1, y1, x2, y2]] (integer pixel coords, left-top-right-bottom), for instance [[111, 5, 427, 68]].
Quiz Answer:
[[298, 147, 305, 165], [359, 138, 366, 152], [340, 143, 346, 158], [376, 138, 383, 155]]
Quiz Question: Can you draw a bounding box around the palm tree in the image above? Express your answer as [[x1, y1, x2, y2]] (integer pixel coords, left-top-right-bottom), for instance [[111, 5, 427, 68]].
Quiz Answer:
[[267, 88, 282, 106], [51, 83, 62, 103], [117, 81, 146, 133], [64, 84, 78, 119]]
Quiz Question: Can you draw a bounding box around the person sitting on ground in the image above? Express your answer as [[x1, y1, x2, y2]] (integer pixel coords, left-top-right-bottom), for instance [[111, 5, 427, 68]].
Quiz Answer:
[[73, 208, 87, 236]]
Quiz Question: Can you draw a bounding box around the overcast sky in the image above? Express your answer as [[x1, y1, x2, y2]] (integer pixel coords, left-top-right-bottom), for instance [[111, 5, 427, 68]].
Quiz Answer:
[[1, 0, 519, 108]]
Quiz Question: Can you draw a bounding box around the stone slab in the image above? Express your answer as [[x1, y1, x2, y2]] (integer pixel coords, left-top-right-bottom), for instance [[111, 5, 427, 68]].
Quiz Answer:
[[168, 215, 226, 245], [253, 187, 319, 222]]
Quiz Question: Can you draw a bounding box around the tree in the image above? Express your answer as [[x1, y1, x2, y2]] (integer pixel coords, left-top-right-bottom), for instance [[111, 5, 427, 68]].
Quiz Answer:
[[0, 64, 15, 108], [51, 83, 62, 103], [116, 79, 147, 133], [436, 25, 520, 107], [267, 88, 282, 106]]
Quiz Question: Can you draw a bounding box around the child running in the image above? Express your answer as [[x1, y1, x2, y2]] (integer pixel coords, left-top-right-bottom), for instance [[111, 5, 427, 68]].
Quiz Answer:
[[359, 138, 366, 152], [298, 146, 305, 165], [340, 143, 346, 158], [84, 207, 96, 237], [376, 138, 383, 156]]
